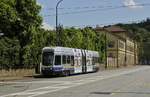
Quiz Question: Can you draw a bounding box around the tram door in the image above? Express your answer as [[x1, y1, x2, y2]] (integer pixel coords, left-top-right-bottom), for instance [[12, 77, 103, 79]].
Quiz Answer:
[[82, 50, 87, 73]]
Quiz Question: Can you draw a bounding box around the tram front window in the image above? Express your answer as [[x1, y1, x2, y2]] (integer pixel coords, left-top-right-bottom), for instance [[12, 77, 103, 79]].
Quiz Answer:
[[43, 52, 54, 66], [55, 55, 61, 65]]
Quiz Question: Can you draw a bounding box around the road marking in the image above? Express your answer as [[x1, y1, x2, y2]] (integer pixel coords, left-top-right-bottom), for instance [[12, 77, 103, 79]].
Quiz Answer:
[[1, 66, 150, 97], [1, 86, 69, 97]]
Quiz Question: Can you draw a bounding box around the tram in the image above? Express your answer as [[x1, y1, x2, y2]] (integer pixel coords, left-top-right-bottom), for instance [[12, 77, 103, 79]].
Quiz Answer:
[[40, 47, 99, 76]]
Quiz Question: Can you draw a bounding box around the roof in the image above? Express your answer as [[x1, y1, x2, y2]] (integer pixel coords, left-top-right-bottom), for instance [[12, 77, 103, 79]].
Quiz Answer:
[[95, 27, 104, 32], [104, 26, 126, 33], [95, 26, 126, 34]]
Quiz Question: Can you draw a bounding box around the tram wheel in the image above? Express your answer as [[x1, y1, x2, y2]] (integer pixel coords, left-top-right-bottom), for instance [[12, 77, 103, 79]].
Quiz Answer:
[[62, 71, 69, 76]]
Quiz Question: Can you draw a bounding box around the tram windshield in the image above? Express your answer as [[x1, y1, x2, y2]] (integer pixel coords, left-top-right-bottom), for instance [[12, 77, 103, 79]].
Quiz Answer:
[[42, 52, 54, 66]]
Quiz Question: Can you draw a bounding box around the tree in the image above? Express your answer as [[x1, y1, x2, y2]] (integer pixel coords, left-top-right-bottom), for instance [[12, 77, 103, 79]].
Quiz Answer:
[[61, 27, 83, 48], [95, 31, 107, 63], [14, 0, 42, 65], [23, 28, 56, 67], [0, 37, 20, 68], [0, 0, 17, 37], [0, 0, 42, 67], [81, 27, 96, 50]]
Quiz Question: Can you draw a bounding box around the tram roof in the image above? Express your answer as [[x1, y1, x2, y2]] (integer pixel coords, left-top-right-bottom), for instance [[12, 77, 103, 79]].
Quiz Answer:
[[42, 46, 99, 57]]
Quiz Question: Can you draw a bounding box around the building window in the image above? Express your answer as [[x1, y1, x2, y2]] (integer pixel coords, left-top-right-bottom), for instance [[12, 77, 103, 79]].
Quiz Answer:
[[127, 46, 134, 52], [108, 53, 114, 58], [108, 41, 115, 48], [119, 41, 125, 49]]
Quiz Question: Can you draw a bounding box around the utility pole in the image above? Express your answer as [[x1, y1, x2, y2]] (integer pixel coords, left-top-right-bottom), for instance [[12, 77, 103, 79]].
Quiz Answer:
[[105, 31, 107, 69], [125, 31, 127, 66], [56, 0, 63, 46]]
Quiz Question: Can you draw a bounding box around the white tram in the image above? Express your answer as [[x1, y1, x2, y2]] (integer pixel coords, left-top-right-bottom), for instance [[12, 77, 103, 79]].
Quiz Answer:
[[40, 47, 99, 76]]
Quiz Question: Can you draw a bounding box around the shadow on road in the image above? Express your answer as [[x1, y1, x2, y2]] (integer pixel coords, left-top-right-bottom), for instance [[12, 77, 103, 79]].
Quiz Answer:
[[32, 75, 62, 78], [32, 72, 92, 79], [91, 91, 150, 95]]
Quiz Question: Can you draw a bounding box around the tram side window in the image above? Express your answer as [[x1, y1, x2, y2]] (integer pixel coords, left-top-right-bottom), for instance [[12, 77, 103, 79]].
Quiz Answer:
[[67, 56, 71, 64], [71, 56, 74, 66], [63, 55, 66, 64], [92, 57, 95, 65], [55, 55, 61, 65]]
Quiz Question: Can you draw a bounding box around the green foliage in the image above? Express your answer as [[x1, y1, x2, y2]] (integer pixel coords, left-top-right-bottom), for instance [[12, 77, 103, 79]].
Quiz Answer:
[[23, 29, 56, 66], [81, 27, 96, 50], [0, 0, 42, 68], [0, 37, 20, 68], [95, 32, 106, 63], [61, 27, 83, 48], [0, 0, 17, 37], [14, 0, 42, 48]]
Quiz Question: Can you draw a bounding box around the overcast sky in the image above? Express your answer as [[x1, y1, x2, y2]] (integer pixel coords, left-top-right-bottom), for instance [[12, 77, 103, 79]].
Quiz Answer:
[[37, 0, 150, 29]]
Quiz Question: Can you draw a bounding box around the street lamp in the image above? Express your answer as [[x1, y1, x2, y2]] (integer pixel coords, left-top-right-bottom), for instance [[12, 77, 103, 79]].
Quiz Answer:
[[56, 0, 63, 46]]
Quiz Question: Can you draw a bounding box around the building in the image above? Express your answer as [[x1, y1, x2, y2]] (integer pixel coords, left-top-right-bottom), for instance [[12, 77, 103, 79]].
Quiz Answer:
[[96, 26, 138, 69]]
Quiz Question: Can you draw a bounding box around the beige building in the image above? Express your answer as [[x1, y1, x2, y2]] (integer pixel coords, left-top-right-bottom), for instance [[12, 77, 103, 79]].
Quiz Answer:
[[96, 26, 138, 69]]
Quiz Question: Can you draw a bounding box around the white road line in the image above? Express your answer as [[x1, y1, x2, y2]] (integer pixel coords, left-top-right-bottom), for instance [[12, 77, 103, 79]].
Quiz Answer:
[[28, 87, 71, 97], [1, 86, 69, 97], [25, 83, 71, 92], [1, 66, 150, 97]]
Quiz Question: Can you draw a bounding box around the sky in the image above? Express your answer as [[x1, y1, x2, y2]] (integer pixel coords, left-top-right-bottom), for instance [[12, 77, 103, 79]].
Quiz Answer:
[[37, 0, 150, 30]]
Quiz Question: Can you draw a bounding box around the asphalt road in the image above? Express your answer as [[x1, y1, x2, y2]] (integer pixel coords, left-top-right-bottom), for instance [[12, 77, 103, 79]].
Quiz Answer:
[[0, 65, 150, 97]]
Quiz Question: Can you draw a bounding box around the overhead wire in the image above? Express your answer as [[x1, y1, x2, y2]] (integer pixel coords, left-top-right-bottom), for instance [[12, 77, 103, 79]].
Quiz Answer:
[[43, 3, 150, 17], [63, 19, 144, 28], [48, 5, 116, 10], [47, 0, 122, 10], [42, 2, 150, 28]]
